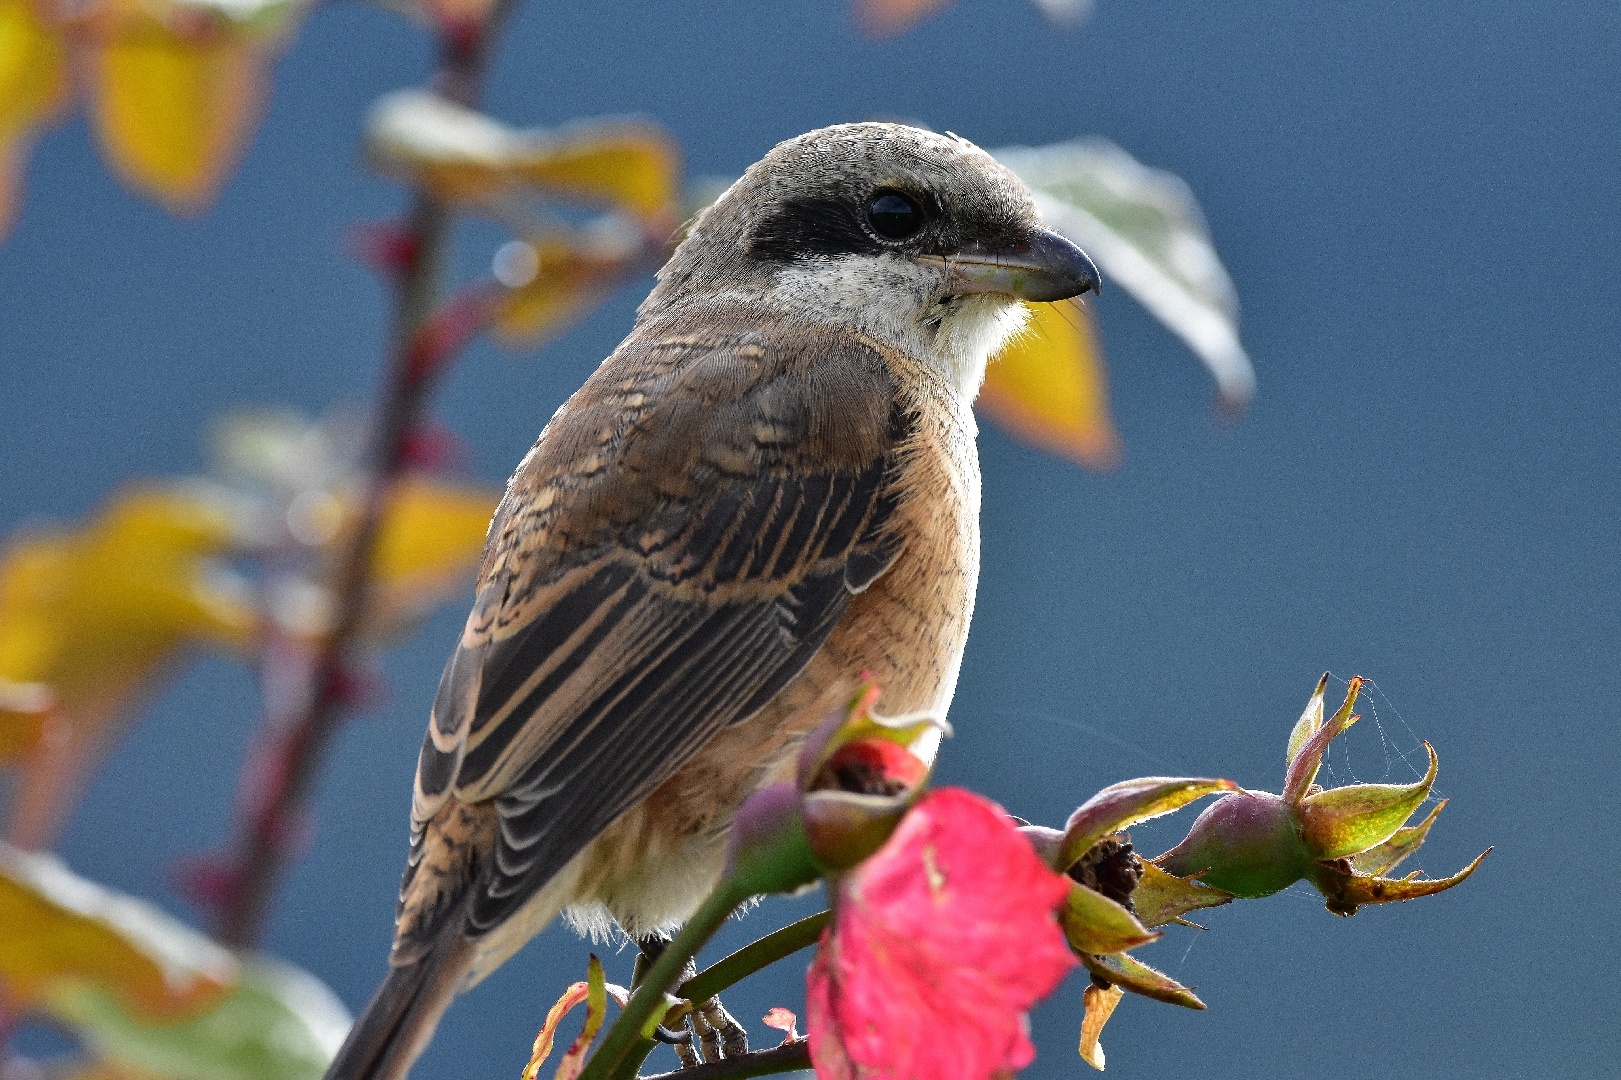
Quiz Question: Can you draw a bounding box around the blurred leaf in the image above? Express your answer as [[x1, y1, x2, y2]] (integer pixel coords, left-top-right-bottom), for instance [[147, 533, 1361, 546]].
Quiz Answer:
[[979, 298, 1119, 469], [0, 0, 71, 238], [49, 1062, 165, 1080], [83, 0, 306, 213], [1130, 860, 1232, 929], [509, 129, 679, 222], [490, 233, 640, 349], [365, 90, 680, 223], [1029, 0, 1092, 26], [0, 485, 258, 848], [850, 0, 951, 36], [851, 0, 1091, 35], [363, 473, 499, 640], [0, 840, 235, 1017], [1, 842, 349, 1080], [52, 957, 349, 1080], [996, 138, 1256, 410], [414, 0, 497, 37], [0, 678, 52, 758]]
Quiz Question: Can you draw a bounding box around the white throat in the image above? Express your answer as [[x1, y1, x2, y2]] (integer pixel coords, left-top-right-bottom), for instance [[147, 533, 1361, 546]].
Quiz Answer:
[[770, 254, 1029, 401]]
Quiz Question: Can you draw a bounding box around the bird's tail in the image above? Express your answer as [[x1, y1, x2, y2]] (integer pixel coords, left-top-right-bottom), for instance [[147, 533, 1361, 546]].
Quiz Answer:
[[322, 933, 474, 1080]]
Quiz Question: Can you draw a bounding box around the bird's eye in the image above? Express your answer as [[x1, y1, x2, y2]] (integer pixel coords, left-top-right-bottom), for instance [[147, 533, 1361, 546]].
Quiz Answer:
[[866, 190, 925, 240]]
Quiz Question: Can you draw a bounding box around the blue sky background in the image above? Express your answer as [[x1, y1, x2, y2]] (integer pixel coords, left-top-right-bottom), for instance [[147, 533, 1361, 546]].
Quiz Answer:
[[2, 1, 1616, 1077]]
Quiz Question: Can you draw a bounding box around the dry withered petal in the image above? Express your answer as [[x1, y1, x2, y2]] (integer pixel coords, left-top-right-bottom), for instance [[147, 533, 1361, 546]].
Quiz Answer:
[[1311, 848, 1491, 917]]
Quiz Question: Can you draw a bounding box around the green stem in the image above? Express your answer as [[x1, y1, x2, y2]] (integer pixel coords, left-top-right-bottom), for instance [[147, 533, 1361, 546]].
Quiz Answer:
[[639, 1041, 810, 1080], [678, 910, 829, 1005], [580, 878, 753, 1080]]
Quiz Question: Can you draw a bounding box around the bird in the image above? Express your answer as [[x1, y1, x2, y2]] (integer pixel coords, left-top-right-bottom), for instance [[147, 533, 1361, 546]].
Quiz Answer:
[[324, 121, 1100, 1080]]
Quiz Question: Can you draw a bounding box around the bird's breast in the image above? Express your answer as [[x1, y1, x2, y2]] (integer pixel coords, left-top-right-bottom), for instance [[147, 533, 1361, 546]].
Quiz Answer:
[[572, 396, 981, 936]]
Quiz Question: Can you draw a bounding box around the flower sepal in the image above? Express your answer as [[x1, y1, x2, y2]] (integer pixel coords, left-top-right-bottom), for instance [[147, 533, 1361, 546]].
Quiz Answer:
[[795, 681, 940, 872], [1157, 675, 1488, 914]]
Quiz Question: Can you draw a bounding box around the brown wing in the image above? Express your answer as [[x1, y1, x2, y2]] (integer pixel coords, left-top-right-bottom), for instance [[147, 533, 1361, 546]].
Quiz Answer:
[[406, 320, 911, 939]]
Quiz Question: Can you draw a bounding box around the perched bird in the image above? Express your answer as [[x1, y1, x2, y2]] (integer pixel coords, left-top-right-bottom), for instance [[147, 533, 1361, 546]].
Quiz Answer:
[[325, 122, 1100, 1080]]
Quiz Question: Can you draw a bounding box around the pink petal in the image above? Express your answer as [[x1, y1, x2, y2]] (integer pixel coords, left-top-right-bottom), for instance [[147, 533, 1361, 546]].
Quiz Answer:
[[807, 788, 1077, 1080]]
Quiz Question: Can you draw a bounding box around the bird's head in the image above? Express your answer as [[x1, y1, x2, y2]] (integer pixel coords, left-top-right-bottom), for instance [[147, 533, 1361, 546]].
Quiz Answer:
[[645, 122, 1101, 398]]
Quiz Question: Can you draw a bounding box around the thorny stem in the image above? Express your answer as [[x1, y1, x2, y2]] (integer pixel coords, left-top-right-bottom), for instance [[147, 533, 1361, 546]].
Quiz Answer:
[[211, 0, 516, 949], [677, 910, 830, 1005], [639, 1040, 810, 1080]]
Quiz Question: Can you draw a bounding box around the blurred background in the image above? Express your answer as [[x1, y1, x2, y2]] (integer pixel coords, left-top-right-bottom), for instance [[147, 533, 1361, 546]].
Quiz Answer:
[[2, 0, 1616, 1077]]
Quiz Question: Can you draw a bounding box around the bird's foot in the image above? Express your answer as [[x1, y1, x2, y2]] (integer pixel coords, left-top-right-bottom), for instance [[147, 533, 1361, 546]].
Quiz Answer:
[[691, 996, 750, 1060], [634, 931, 749, 1063]]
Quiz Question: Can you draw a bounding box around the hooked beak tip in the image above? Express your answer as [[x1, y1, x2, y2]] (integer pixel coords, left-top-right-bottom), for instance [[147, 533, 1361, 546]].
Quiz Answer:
[[1024, 228, 1101, 302], [923, 228, 1101, 303]]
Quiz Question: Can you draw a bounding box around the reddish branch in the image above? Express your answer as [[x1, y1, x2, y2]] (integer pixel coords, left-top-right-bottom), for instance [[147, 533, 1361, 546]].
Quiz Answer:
[[209, 1, 514, 949]]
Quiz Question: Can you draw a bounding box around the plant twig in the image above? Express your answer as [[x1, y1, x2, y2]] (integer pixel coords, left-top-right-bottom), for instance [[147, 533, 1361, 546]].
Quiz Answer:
[[210, 0, 516, 949], [580, 878, 753, 1080], [638, 1040, 810, 1080], [678, 910, 829, 1005]]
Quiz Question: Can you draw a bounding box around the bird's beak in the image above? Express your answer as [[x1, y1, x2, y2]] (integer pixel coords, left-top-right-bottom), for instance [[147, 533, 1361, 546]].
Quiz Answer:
[[919, 228, 1102, 302]]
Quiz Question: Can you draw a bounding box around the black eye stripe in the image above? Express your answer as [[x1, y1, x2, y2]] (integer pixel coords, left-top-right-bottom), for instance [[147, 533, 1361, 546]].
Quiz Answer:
[[747, 197, 885, 262], [746, 190, 944, 263]]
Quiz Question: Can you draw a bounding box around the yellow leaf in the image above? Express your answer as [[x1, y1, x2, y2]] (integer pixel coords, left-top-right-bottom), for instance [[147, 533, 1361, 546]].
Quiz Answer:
[[0, 485, 258, 848], [508, 123, 679, 221], [84, 0, 290, 213], [366, 90, 681, 224], [361, 473, 499, 641], [0, 678, 52, 759], [0, 840, 236, 1018], [491, 235, 634, 348], [0, 0, 71, 237], [851, 0, 953, 37], [979, 299, 1121, 470]]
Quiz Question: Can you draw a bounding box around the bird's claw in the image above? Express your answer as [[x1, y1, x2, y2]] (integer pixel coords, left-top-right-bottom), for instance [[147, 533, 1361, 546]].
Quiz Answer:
[[634, 930, 747, 1063], [692, 996, 749, 1060]]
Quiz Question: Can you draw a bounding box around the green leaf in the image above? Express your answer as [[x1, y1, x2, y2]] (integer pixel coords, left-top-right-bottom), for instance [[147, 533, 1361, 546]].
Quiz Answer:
[[1299, 742, 1438, 860], [1059, 884, 1158, 955], [49, 957, 350, 1080], [995, 138, 1255, 410]]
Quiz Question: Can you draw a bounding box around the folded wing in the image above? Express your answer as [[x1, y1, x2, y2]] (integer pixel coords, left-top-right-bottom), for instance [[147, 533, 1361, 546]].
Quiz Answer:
[[405, 324, 912, 941]]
